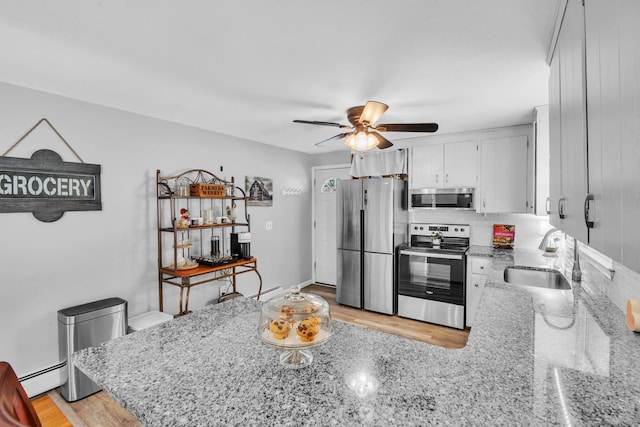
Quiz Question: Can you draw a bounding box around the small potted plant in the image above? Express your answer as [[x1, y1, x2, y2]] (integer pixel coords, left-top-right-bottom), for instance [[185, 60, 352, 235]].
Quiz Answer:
[[432, 232, 442, 246]]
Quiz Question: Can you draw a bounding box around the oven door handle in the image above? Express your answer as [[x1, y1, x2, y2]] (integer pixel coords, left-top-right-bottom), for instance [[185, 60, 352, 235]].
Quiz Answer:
[[399, 250, 463, 260]]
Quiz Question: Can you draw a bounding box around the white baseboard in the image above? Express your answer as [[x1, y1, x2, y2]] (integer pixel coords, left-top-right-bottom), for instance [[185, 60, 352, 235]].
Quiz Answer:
[[247, 280, 313, 300], [20, 362, 66, 398]]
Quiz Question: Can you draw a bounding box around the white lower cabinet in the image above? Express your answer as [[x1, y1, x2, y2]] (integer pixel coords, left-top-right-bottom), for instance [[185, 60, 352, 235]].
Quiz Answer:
[[466, 256, 491, 327]]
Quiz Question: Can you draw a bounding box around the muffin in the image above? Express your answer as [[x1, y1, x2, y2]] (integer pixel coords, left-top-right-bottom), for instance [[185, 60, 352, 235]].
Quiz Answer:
[[269, 319, 291, 340], [296, 318, 320, 342], [279, 306, 296, 324]]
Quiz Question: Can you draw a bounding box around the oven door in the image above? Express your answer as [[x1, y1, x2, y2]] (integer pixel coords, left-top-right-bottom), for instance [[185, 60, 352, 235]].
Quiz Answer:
[[397, 250, 465, 305]]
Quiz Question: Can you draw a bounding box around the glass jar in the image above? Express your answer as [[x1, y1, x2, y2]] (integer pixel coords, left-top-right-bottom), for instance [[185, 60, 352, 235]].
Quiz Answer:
[[174, 177, 190, 197]]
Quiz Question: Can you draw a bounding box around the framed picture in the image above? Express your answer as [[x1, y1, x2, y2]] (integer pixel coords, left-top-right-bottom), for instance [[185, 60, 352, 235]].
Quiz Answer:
[[245, 176, 273, 206]]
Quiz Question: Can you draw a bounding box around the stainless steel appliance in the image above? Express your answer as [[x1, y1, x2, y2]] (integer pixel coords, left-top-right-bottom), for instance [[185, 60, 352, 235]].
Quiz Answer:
[[410, 188, 474, 210], [336, 178, 408, 315], [58, 297, 128, 402], [397, 223, 469, 329]]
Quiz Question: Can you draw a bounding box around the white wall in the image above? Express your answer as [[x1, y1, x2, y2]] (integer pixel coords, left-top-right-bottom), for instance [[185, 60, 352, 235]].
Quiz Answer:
[[0, 82, 314, 380]]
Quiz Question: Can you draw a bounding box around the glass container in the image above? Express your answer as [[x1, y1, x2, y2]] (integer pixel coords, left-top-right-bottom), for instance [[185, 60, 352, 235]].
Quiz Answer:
[[258, 286, 333, 369]]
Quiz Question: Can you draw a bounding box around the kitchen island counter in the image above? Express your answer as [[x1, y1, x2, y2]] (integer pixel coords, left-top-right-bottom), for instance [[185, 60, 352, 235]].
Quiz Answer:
[[74, 249, 640, 425]]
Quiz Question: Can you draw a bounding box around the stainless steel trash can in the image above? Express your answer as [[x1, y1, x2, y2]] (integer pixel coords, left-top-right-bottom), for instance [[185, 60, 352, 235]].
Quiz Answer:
[[58, 297, 127, 402]]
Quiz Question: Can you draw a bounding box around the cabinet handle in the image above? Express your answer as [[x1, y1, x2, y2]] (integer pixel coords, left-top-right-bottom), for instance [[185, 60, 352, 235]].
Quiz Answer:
[[584, 193, 594, 228], [558, 197, 565, 219], [445, 174, 449, 183], [480, 266, 484, 270], [545, 197, 551, 215], [474, 283, 479, 287], [483, 198, 486, 208], [436, 174, 439, 183]]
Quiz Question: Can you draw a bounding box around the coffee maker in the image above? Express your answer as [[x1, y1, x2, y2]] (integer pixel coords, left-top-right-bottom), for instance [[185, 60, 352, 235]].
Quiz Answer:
[[230, 232, 251, 259]]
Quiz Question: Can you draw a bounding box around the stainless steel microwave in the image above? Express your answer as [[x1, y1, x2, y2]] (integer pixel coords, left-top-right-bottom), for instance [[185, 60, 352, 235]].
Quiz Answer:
[[410, 188, 475, 210]]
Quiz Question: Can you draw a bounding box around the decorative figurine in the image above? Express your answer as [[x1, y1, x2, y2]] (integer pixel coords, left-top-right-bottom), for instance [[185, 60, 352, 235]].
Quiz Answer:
[[177, 208, 190, 229], [226, 203, 237, 223]]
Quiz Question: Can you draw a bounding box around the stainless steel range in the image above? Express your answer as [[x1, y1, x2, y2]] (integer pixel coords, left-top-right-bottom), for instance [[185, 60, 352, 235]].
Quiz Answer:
[[397, 223, 470, 329]]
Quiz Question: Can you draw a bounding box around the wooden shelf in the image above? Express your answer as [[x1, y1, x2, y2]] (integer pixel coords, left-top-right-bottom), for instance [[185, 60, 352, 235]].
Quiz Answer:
[[159, 222, 249, 233], [159, 258, 257, 278]]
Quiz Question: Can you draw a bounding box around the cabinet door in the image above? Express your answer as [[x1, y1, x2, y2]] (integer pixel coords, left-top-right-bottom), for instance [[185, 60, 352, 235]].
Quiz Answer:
[[548, 0, 588, 243], [585, 0, 640, 273], [465, 257, 489, 328], [534, 105, 550, 216], [549, 52, 563, 227], [559, 0, 589, 243], [585, 0, 622, 262], [478, 136, 528, 213], [618, 0, 640, 273], [411, 144, 443, 187], [444, 141, 477, 187]]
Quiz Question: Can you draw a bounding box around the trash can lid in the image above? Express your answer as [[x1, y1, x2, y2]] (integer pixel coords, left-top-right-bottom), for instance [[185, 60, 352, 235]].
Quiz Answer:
[[57, 297, 127, 324]]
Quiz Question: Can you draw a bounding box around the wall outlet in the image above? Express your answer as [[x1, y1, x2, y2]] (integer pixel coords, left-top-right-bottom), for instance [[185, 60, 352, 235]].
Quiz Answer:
[[266, 221, 273, 230]]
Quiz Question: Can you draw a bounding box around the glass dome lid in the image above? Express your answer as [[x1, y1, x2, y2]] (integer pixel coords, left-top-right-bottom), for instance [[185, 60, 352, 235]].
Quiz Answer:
[[258, 286, 333, 368]]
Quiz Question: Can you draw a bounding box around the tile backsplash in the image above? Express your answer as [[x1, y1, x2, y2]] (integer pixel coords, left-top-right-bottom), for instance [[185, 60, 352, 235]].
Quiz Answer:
[[410, 210, 640, 315], [410, 210, 550, 249]]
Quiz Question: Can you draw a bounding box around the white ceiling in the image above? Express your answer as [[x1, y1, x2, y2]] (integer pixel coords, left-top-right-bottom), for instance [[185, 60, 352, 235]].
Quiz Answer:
[[0, 0, 559, 154]]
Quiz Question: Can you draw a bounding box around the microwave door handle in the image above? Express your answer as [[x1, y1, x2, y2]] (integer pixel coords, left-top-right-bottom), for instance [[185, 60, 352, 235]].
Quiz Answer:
[[399, 250, 463, 260]]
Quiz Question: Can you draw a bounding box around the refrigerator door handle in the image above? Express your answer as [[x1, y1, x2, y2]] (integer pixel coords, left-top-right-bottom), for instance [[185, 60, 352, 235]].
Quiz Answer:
[[364, 189, 368, 207]]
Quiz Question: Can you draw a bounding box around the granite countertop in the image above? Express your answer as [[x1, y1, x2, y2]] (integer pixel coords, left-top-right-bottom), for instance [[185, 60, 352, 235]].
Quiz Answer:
[[73, 248, 640, 426]]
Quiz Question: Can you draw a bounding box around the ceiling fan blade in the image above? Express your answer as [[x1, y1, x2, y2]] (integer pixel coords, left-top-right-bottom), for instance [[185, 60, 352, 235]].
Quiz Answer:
[[315, 132, 351, 148], [359, 101, 389, 126], [374, 123, 439, 133], [369, 131, 393, 149], [293, 119, 350, 128]]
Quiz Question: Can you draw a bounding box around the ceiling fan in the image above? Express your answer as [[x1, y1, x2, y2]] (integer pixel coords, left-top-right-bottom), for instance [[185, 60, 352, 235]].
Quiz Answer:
[[293, 100, 438, 151]]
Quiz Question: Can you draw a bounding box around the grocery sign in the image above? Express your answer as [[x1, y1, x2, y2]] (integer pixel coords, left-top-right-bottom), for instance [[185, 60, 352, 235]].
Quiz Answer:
[[0, 149, 101, 222]]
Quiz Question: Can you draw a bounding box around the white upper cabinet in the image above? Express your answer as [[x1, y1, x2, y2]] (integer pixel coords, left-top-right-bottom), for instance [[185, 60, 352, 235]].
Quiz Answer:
[[477, 136, 529, 213], [410, 144, 443, 187], [548, 0, 589, 244], [410, 141, 477, 189], [533, 105, 550, 216], [443, 141, 478, 188], [584, 0, 640, 272], [550, 0, 640, 273]]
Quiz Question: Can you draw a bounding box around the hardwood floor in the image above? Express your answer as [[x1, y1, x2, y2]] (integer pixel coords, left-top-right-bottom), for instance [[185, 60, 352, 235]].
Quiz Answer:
[[42, 284, 469, 425], [305, 284, 469, 349]]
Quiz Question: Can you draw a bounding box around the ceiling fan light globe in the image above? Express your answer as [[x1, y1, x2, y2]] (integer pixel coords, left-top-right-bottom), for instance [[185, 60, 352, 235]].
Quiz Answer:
[[344, 131, 378, 151]]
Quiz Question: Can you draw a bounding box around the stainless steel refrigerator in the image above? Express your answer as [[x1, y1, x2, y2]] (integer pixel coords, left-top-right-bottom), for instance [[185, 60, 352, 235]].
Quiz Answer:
[[336, 178, 407, 314]]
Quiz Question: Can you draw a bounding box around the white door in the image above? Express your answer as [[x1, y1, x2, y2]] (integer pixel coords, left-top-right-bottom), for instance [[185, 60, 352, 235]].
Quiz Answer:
[[314, 165, 351, 285]]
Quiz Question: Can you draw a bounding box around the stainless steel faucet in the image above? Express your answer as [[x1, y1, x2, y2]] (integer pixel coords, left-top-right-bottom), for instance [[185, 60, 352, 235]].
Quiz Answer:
[[572, 238, 582, 282], [538, 227, 560, 250]]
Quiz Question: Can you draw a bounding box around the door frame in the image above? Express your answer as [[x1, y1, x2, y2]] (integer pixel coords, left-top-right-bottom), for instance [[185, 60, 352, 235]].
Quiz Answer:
[[311, 164, 351, 285]]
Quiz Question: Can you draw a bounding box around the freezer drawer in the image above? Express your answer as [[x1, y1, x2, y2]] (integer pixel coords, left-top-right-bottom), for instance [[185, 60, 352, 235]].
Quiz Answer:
[[58, 297, 128, 402], [364, 252, 395, 315], [337, 249, 362, 308]]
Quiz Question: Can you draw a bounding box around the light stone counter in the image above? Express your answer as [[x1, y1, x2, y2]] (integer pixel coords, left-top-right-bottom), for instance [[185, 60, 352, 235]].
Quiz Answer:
[[73, 249, 640, 426]]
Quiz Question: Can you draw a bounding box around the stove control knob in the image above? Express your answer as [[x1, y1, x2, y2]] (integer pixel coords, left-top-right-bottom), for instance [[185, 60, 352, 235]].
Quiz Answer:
[[419, 226, 423, 230], [461, 227, 465, 232], [454, 227, 459, 232]]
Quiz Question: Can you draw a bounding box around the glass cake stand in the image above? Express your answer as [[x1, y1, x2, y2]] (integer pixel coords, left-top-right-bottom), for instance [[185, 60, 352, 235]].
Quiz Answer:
[[258, 286, 333, 369]]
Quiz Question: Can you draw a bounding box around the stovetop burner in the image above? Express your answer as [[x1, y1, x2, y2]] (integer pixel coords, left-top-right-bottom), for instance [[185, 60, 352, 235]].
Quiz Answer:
[[403, 223, 470, 254]]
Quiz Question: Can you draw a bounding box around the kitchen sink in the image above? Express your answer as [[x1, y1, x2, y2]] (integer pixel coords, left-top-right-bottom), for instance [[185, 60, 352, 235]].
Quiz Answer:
[[503, 266, 571, 290]]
